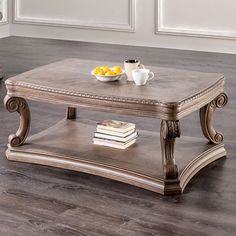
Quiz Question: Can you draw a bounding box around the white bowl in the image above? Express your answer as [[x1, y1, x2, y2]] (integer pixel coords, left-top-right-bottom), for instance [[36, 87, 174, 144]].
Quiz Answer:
[[91, 70, 125, 82]]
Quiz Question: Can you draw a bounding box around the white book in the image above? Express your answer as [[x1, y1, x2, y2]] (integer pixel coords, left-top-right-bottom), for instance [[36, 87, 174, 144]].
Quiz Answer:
[[93, 138, 136, 149], [96, 128, 136, 138], [97, 120, 135, 133], [94, 130, 138, 142]]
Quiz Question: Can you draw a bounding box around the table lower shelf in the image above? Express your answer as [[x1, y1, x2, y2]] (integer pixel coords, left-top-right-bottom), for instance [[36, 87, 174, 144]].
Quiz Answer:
[[6, 119, 226, 195]]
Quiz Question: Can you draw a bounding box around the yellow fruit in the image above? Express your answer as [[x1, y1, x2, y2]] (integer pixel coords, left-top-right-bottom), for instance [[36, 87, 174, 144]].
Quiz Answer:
[[94, 66, 101, 71], [100, 66, 111, 73], [112, 66, 122, 75], [112, 69, 122, 75], [95, 68, 105, 75], [113, 66, 122, 70], [93, 67, 101, 74], [105, 71, 115, 76]]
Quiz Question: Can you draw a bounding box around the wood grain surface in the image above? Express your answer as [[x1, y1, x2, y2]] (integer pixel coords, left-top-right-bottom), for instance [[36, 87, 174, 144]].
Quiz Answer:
[[5, 58, 225, 120], [4, 57, 227, 195], [6, 58, 224, 104], [6, 118, 226, 195], [0, 36, 235, 236]]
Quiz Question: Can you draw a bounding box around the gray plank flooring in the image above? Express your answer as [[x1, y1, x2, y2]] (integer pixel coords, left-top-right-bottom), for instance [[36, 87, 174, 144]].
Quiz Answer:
[[0, 36, 236, 236]]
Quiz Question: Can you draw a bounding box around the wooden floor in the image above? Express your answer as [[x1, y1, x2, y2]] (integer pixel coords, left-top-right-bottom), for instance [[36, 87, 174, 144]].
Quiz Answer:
[[0, 36, 235, 236]]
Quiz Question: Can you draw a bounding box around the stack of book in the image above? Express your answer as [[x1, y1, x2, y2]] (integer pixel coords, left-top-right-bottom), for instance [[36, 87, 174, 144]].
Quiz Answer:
[[93, 120, 138, 149]]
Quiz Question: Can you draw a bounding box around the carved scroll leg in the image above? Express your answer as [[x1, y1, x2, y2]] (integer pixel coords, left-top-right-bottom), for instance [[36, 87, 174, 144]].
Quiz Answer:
[[200, 93, 228, 144], [4, 96, 31, 147], [67, 107, 77, 120], [160, 120, 181, 180]]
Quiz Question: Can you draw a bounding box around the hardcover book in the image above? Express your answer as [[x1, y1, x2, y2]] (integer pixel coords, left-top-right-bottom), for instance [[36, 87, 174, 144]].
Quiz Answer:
[[94, 130, 138, 142], [97, 120, 135, 133], [96, 128, 135, 137], [93, 138, 136, 149]]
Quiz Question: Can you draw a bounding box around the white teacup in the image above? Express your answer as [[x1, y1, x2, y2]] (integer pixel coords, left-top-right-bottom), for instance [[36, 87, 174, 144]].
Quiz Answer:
[[132, 69, 154, 86], [124, 60, 145, 81]]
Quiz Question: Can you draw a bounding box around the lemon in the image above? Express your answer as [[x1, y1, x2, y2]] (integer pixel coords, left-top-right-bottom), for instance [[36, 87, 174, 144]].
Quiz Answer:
[[105, 71, 115, 76], [112, 66, 122, 75], [113, 66, 122, 70], [93, 67, 102, 74], [94, 66, 100, 71], [93, 66, 121, 76], [100, 66, 111, 73], [95, 68, 105, 75]]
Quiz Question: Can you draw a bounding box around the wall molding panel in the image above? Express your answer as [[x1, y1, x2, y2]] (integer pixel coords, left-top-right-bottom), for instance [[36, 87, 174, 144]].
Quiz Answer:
[[7, 0, 236, 53], [155, 0, 236, 40], [13, 0, 136, 32], [0, 0, 8, 25]]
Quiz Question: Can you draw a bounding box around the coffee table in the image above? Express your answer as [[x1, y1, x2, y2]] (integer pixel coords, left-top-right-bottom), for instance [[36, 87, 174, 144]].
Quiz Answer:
[[4, 59, 228, 195]]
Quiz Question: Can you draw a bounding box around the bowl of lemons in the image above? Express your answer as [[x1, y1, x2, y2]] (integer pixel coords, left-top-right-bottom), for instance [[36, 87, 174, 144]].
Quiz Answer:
[[91, 66, 125, 82]]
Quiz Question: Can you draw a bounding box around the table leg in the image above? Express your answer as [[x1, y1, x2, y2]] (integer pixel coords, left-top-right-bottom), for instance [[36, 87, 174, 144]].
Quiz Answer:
[[4, 96, 31, 147], [160, 120, 180, 179], [200, 93, 228, 144], [67, 107, 77, 120]]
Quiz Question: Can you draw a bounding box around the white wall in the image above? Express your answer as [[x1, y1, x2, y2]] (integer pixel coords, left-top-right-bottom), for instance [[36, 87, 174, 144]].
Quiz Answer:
[[4, 0, 236, 53], [0, 0, 9, 38]]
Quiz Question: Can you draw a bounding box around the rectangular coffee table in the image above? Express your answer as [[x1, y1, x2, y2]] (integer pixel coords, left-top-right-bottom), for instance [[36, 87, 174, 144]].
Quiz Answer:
[[4, 59, 228, 195]]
